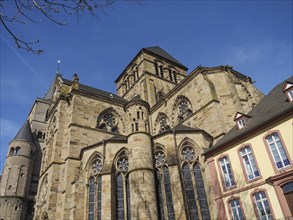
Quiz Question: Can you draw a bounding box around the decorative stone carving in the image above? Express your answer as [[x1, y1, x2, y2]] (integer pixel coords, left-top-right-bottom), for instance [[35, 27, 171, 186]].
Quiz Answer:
[[118, 158, 129, 173], [182, 146, 196, 162], [155, 152, 165, 169]]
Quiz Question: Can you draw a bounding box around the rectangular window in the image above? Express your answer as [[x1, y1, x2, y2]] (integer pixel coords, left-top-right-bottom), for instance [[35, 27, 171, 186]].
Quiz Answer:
[[237, 118, 247, 129], [240, 146, 259, 180], [219, 157, 235, 188], [229, 199, 244, 220], [266, 133, 290, 169], [254, 191, 273, 220]]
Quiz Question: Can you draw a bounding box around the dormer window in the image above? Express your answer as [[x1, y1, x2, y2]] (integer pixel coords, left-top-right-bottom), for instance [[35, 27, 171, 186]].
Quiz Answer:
[[234, 112, 249, 129], [283, 81, 293, 102]]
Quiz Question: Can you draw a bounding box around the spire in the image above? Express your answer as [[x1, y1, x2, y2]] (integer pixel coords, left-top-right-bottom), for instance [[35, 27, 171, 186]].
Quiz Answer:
[[12, 120, 34, 143]]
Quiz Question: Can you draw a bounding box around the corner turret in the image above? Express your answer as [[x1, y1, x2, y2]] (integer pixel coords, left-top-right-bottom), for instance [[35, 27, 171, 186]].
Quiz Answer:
[[124, 95, 150, 134], [0, 120, 36, 220]]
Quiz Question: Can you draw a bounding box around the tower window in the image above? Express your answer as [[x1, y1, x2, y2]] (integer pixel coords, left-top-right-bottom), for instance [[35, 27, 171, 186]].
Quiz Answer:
[[9, 147, 14, 155], [169, 69, 173, 81], [8, 185, 12, 190], [137, 111, 140, 119], [135, 122, 138, 131], [160, 66, 164, 78], [173, 71, 177, 83], [14, 147, 21, 155]]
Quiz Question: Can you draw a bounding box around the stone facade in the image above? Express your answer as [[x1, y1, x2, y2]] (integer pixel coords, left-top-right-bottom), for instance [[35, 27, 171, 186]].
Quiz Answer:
[[0, 46, 264, 220]]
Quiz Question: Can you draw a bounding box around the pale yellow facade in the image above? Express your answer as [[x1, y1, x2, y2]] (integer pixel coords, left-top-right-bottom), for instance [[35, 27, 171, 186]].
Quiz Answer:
[[206, 80, 293, 219]]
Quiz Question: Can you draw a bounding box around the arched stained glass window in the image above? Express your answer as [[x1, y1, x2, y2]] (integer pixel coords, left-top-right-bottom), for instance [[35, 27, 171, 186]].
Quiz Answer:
[[154, 151, 175, 220], [116, 173, 125, 220], [126, 177, 131, 220], [163, 166, 175, 220], [116, 155, 130, 220], [97, 176, 102, 220], [182, 164, 199, 220], [155, 170, 165, 220], [88, 177, 95, 220], [194, 163, 210, 220], [87, 158, 103, 220]]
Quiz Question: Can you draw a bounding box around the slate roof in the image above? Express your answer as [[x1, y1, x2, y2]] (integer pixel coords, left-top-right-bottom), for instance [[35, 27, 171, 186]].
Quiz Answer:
[[206, 76, 293, 153], [173, 123, 199, 132], [12, 120, 34, 143], [143, 46, 187, 69], [44, 74, 60, 100], [107, 135, 127, 142], [61, 78, 127, 103]]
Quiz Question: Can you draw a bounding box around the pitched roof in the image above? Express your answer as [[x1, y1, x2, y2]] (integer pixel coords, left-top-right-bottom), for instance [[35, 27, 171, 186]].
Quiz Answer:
[[44, 74, 61, 100], [61, 78, 127, 103], [12, 120, 34, 143], [143, 46, 187, 69], [206, 76, 293, 153]]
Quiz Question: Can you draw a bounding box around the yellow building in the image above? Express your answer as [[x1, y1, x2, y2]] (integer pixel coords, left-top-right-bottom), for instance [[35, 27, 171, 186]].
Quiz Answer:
[[204, 77, 293, 219]]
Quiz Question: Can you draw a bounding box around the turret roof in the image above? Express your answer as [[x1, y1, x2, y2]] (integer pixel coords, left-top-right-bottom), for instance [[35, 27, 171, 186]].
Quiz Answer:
[[12, 120, 34, 143]]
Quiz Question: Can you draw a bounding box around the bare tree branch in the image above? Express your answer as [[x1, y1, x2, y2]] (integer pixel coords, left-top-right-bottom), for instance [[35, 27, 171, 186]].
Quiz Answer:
[[0, 0, 128, 54]]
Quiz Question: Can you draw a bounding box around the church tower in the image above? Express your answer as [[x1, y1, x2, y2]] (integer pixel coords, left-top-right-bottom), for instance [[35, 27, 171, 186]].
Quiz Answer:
[[115, 46, 188, 107], [124, 96, 158, 219], [0, 121, 35, 220]]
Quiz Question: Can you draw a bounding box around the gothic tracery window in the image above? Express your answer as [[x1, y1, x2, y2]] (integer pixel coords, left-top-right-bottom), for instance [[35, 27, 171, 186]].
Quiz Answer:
[[177, 98, 193, 123], [87, 158, 103, 220], [158, 114, 170, 133], [97, 111, 120, 133], [154, 150, 175, 220], [181, 144, 210, 220], [116, 155, 130, 220]]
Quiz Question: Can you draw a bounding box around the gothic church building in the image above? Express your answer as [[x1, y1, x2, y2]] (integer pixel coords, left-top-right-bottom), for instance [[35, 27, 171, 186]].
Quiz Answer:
[[0, 47, 264, 220]]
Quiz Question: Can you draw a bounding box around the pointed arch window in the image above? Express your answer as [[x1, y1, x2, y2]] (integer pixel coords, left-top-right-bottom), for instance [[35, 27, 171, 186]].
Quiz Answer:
[[157, 114, 170, 133], [181, 144, 210, 220], [177, 98, 193, 123], [87, 158, 103, 220], [154, 150, 175, 220], [116, 155, 130, 220]]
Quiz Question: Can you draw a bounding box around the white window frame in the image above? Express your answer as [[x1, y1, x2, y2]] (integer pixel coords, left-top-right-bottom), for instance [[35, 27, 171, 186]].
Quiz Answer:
[[266, 133, 290, 169], [240, 146, 259, 180], [254, 192, 273, 220], [219, 157, 235, 188], [287, 89, 293, 101], [229, 199, 244, 220], [237, 118, 247, 129]]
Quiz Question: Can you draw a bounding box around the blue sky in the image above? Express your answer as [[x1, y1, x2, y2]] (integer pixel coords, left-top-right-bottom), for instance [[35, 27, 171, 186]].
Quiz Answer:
[[0, 1, 292, 172]]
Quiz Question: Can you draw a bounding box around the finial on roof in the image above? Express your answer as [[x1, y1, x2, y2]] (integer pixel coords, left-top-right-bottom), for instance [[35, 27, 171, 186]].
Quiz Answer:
[[57, 60, 61, 74]]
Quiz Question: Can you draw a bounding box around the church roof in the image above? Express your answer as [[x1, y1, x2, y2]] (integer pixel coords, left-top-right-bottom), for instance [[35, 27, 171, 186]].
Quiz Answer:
[[142, 46, 186, 68], [44, 74, 61, 100], [62, 78, 127, 103], [205, 76, 293, 154], [12, 120, 34, 143]]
